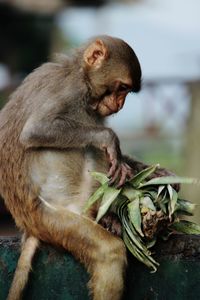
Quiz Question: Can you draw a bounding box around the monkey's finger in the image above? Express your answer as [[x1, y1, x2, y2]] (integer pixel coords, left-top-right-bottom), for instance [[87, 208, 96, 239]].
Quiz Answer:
[[108, 159, 118, 178], [126, 169, 133, 179], [117, 165, 128, 188], [108, 165, 121, 185], [123, 163, 133, 178]]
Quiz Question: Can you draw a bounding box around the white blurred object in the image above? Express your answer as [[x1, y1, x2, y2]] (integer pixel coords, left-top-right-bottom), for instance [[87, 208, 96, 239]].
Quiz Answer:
[[58, 0, 200, 81]]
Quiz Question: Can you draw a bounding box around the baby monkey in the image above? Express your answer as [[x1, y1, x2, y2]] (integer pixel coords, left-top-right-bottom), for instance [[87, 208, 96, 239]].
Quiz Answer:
[[0, 35, 174, 300]]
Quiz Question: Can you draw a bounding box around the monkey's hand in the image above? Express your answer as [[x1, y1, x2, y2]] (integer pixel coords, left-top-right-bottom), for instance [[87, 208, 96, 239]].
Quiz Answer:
[[104, 134, 133, 187], [98, 212, 122, 237], [108, 160, 133, 187]]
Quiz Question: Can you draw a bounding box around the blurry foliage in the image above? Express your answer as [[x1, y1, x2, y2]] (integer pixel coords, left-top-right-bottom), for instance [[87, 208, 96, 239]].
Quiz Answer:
[[0, 3, 56, 109], [120, 136, 183, 173], [0, 3, 54, 75]]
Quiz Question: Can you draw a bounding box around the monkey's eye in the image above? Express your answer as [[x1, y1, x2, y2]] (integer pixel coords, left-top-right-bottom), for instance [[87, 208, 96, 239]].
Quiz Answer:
[[118, 84, 129, 92], [104, 89, 112, 96]]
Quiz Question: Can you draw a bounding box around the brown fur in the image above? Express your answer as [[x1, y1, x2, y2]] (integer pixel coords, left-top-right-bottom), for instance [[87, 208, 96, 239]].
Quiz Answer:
[[7, 235, 39, 300], [0, 36, 144, 300]]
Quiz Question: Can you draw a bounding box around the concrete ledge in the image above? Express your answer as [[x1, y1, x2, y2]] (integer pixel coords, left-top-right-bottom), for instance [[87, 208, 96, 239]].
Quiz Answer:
[[0, 235, 200, 300]]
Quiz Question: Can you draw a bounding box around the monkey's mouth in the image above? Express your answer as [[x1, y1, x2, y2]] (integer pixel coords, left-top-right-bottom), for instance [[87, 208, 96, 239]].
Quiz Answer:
[[105, 105, 118, 114]]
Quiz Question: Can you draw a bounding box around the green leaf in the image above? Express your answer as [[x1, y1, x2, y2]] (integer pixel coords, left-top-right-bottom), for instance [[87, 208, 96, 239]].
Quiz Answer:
[[167, 185, 173, 201], [157, 190, 168, 214], [169, 220, 200, 235], [168, 186, 178, 218], [160, 189, 169, 204], [130, 164, 159, 188], [128, 198, 144, 237], [91, 172, 109, 184], [123, 230, 147, 264], [117, 200, 151, 253], [142, 189, 158, 202], [122, 186, 142, 201], [140, 176, 198, 187], [157, 185, 165, 197], [122, 230, 159, 272], [83, 183, 108, 213], [122, 210, 146, 252], [140, 196, 156, 211], [96, 187, 121, 222], [176, 199, 196, 215], [115, 195, 129, 221], [124, 221, 145, 252], [159, 203, 167, 214]]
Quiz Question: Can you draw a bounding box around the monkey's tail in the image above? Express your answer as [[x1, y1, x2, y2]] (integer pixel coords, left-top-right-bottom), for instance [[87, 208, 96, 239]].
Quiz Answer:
[[7, 234, 39, 300]]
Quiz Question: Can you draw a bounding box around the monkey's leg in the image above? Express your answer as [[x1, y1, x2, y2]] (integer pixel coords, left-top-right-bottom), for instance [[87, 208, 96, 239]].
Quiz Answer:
[[33, 208, 127, 300], [7, 235, 39, 300]]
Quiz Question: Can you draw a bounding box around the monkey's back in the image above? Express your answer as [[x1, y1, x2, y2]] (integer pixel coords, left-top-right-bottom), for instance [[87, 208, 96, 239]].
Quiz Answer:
[[0, 90, 36, 230], [0, 63, 64, 229]]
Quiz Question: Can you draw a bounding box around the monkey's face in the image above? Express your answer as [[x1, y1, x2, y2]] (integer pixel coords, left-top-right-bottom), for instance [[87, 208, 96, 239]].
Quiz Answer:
[[94, 80, 132, 117], [83, 37, 141, 117]]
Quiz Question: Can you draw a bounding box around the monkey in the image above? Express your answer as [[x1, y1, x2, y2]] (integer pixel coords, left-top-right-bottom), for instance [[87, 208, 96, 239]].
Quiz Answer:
[[0, 35, 176, 300]]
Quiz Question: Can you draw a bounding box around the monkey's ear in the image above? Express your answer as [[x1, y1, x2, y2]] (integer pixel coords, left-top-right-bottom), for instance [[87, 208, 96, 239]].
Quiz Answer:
[[83, 39, 108, 68]]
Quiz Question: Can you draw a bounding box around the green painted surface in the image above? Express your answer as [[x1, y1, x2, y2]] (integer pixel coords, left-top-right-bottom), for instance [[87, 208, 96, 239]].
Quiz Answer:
[[0, 236, 200, 300], [24, 247, 89, 300], [0, 238, 89, 300], [126, 257, 200, 300]]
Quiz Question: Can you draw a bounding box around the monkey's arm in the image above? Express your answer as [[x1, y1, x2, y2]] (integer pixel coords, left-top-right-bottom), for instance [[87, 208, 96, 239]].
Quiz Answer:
[[20, 110, 132, 185], [20, 112, 117, 151]]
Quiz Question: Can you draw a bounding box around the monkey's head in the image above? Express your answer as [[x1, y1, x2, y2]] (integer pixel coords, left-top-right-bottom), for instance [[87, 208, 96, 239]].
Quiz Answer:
[[82, 35, 142, 117]]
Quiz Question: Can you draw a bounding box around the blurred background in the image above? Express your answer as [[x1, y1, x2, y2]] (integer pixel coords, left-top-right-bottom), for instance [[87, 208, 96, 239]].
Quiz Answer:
[[0, 0, 200, 227]]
